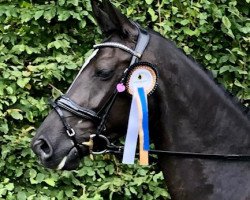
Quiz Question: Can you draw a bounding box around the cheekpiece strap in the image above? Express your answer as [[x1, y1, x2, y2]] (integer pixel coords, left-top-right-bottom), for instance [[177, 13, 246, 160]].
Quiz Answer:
[[50, 100, 75, 137], [129, 26, 150, 65]]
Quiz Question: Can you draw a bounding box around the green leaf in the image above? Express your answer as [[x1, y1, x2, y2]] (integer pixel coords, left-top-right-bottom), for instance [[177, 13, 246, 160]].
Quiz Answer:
[[0, 82, 5, 95], [222, 16, 231, 29], [219, 56, 229, 63], [234, 80, 245, 88], [44, 178, 56, 187], [44, 8, 56, 21], [226, 29, 235, 38], [67, 0, 79, 6], [34, 10, 44, 20], [98, 182, 110, 191], [129, 187, 137, 194], [56, 191, 64, 199], [16, 167, 23, 177], [21, 11, 33, 23], [17, 191, 27, 200], [183, 27, 200, 36], [205, 54, 212, 60], [5, 183, 14, 191], [58, 0, 66, 6], [58, 10, 71, 21], [145, 0, 153, 5], [180, 19, 190, 25], [65, 188, 74, 197], [29, 169, 37, 179], [125, 188, 131, 196], [65, 63, 78, 69], [153, 172, 164, 182], [219, 66, 230, 74], [236, 69, 248, 75], [17, 78, 30, 88], [148, 8, 158, 22], [0, 123, 9, 134], [8, 109, 23, 120], [172, 6, 178, 14]]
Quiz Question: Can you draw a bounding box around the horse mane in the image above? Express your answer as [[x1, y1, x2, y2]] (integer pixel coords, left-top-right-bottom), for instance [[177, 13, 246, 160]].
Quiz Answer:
[[147, 29, 250, 119]]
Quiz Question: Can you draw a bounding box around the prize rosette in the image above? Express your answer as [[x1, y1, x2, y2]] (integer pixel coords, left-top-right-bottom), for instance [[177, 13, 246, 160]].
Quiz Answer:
[[120, 62, 158, 165]]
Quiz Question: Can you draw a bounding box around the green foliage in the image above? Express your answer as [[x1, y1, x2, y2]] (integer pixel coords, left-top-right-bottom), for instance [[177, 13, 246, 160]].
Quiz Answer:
[[139, 0, 250, 102], [0, 0, 249, 199]]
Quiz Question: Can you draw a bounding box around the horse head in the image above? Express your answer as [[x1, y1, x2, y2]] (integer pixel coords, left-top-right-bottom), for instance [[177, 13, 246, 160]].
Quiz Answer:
[[31, 0, 159, 170]]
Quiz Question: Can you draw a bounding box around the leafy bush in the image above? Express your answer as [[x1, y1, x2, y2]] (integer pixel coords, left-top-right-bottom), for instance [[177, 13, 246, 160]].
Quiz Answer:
[[0, 0, 249, 199]]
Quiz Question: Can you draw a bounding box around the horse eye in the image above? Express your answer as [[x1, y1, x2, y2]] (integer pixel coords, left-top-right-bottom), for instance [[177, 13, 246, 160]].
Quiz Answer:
[[95, 69, 114, 81]]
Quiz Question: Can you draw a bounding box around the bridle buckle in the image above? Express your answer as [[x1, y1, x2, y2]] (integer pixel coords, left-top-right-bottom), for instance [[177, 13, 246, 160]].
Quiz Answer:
[[66, 128, 76, 137]]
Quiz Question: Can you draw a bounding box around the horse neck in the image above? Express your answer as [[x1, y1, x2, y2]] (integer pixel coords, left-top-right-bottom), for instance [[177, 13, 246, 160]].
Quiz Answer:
[[148, 34, 250, 154]]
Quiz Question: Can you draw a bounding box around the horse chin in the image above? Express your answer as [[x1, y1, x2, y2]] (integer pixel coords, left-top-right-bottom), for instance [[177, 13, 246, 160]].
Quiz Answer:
[[56, 147, 80, 170], [57, 145, 91, 170], [39, 146, 89, 171]]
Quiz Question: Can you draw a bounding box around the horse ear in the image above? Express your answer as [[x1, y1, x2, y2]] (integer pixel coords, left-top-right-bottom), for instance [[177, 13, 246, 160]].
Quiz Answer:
[[91, 0, 117, 36], [91, 0, 137, 37]]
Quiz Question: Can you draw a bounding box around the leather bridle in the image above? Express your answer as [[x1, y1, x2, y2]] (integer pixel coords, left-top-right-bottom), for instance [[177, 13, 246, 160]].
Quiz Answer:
[[50, 25, 250, 161], [51, 24, 150, 155]]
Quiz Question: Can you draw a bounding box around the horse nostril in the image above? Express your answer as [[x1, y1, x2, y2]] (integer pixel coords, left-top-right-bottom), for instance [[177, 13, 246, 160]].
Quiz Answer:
[[40, 141, 50, 154], [33, 138, 53, 160]]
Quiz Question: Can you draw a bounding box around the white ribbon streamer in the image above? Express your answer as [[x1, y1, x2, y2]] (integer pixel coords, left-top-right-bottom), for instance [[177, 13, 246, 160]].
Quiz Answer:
[[122, 90, 141, 164]]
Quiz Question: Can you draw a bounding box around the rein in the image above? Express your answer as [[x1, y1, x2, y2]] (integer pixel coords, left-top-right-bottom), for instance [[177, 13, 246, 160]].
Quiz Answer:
[[50, 25, 250, 162], [105, 143, 250, 161]]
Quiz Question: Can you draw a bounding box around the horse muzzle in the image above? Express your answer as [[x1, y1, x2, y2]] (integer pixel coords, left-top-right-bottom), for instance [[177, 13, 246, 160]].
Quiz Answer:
[[31, 135, 89, 170]]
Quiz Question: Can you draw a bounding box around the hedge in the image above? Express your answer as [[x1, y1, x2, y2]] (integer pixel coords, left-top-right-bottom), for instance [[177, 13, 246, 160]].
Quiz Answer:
[[0, 0, 249, 199]]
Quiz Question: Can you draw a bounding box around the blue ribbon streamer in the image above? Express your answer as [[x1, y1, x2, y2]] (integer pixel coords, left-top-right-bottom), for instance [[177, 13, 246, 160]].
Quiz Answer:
[[122, 87, 150, 164], [138, 87, 150, 151]]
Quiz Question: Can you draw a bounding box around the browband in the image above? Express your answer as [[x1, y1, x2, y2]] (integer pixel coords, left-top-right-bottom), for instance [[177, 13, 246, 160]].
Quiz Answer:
[[93, 42, 141, 58]]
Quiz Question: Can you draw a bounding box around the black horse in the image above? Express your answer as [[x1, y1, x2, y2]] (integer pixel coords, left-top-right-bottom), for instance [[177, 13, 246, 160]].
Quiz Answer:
[[32, 0, 250, 199]]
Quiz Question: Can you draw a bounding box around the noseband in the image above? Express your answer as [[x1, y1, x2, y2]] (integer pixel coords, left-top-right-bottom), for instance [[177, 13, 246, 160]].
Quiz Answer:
[[51, 25, 150, 155]]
